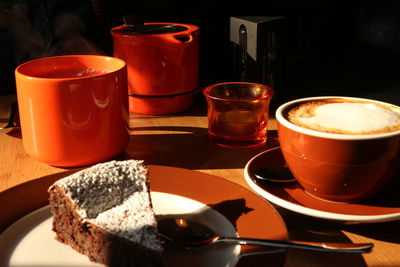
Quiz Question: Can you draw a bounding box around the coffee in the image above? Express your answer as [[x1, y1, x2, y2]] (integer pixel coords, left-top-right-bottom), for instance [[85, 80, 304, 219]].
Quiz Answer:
[[287, 98, 400, 135]]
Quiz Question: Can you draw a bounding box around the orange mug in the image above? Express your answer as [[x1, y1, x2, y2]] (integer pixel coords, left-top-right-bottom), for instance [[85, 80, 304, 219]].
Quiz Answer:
[[276, 96, 400, 202], [15, 55, 129, 167]]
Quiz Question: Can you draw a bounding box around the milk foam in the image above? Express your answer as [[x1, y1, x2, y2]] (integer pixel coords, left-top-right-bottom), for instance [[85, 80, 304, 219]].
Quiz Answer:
[[291, 102, 400, 134]]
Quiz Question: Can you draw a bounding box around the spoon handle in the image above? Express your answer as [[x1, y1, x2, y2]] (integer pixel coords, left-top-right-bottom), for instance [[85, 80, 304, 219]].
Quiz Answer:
[[218, 237, 373, 253]]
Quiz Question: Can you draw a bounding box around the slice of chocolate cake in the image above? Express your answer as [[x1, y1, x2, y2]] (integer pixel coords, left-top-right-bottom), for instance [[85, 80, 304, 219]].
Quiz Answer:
[[48, 160, 163, 266]]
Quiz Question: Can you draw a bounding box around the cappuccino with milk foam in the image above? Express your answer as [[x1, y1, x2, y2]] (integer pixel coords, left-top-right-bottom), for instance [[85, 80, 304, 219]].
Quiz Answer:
[[287, 98, 400, 135]]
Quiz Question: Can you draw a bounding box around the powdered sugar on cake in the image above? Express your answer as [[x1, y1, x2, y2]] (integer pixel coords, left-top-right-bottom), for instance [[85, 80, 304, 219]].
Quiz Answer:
[[94, 192, 161, 251], [53, 159, 162, 251], [289, 100, 400, 134]]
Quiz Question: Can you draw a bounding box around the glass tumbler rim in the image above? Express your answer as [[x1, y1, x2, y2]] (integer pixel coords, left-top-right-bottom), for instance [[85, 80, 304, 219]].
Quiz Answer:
[[203, 82, 274, 101]]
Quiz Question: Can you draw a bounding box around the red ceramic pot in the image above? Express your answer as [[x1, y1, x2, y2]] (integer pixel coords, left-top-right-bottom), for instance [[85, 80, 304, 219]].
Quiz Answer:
[[111, 23, 200, 115], [276, 96, 400, 202]]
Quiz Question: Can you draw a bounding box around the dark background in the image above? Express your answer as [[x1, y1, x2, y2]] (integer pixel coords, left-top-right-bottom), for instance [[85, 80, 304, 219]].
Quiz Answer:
[[1, 0, 400, 105]]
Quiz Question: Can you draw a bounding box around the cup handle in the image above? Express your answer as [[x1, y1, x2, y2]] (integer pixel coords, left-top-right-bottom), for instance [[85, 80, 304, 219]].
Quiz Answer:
[[166, 27, 200, 44], [172, 33, 193, 43]]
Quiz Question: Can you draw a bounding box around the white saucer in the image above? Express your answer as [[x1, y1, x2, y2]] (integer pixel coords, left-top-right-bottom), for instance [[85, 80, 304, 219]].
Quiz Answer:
[[244, 147, 400, 223]]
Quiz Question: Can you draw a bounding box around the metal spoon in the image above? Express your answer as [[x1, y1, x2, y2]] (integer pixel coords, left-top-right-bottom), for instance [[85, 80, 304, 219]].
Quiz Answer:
[[157, 218, 373, 253], [253, 166, 296, 183]]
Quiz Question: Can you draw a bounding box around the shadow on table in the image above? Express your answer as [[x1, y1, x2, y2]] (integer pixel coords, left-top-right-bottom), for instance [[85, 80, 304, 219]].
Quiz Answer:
[[277, 209, 370, 267], [285, 249, 368, 267], [122, 126, 279, 171], [343, 220, 400, 244]]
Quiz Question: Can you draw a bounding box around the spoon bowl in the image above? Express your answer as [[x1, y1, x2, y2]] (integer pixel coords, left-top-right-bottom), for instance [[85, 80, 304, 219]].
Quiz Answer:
[[253, 166, 296, 183], [157, 218, 373, 253]]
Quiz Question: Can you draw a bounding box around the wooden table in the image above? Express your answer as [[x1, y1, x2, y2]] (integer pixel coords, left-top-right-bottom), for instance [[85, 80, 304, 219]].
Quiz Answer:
[[1, 93, 400, 267]]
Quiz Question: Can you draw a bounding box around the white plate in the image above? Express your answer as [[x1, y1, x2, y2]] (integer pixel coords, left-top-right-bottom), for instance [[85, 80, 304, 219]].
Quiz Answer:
[[0, 165, 288, 266], [0, 192, 239, 267]]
